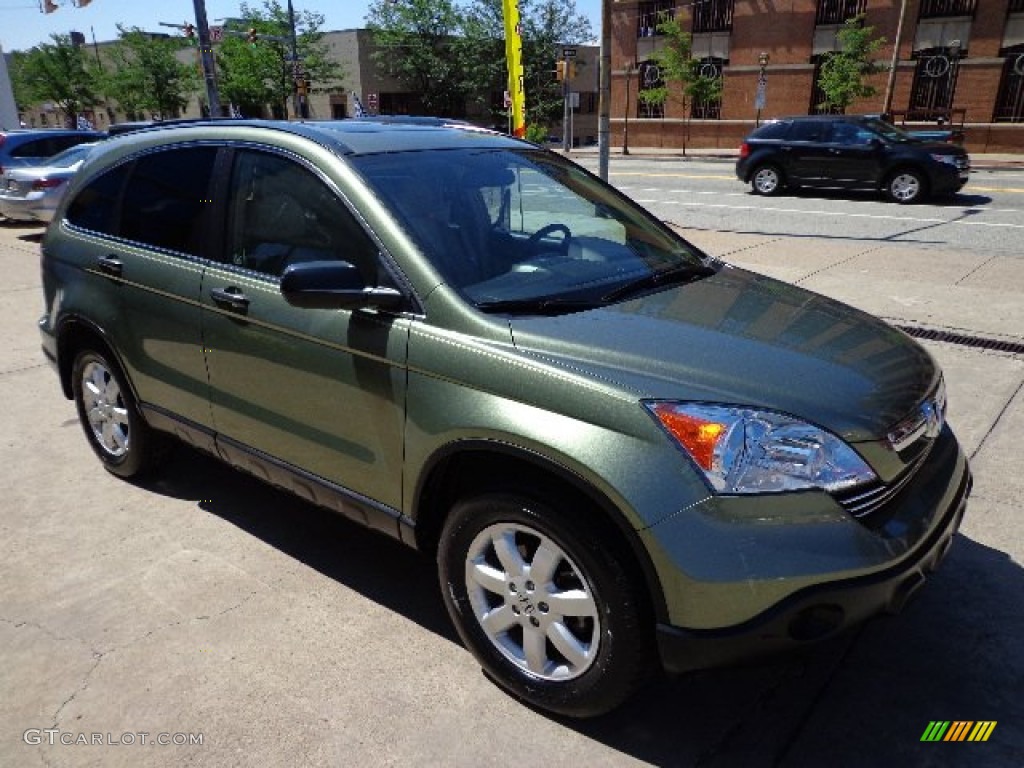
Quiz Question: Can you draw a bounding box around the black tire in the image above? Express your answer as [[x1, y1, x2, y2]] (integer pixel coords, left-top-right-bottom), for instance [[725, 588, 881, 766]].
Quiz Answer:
[[885, 168, 927, 204], [750, 164, 784, 196], [71, 348, 163, 478], [438, 493, 654, 717]]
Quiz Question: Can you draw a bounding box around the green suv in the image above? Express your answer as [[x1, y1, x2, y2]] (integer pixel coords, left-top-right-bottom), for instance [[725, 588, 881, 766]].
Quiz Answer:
[[39, 120, 971, 717]]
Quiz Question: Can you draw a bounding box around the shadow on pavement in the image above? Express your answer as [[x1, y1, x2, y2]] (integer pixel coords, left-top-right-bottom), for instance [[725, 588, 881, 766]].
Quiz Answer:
[[137, 444, 457, 644], [138, 447, 1022, 767]]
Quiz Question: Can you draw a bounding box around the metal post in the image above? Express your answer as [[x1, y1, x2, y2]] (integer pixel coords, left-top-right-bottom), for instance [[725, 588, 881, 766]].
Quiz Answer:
[[755, 52, 768, 127], [562, 58, 571, 152], [623, 62, 632, 155], [192, 0, 221, 118]]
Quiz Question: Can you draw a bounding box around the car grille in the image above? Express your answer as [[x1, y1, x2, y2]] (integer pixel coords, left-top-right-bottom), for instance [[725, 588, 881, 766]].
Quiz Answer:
[[832, 381, 946, 524], [954, 156, 970, 171], [832, 449, 931, 522]]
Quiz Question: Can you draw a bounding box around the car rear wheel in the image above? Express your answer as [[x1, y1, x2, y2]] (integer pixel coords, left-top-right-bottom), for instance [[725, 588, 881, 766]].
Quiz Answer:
[[751, 164, 784, 196], [885, 169, 926, 204], [438, 493, 653, 717], [72, 348, 163, 478]]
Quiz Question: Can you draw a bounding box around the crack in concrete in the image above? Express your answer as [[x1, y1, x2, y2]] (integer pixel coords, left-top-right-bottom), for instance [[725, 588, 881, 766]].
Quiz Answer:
[[794, 243, 887, 286], [968, 373, 1024, 462], [0, 363, 50, 379], [49, 651, 105, 729], [954, 254, 998, 286]]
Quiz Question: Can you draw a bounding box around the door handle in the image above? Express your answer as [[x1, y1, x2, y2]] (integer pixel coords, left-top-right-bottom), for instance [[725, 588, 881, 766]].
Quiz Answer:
[[96, 255, 123, 277], [210, 287, 251, 312]]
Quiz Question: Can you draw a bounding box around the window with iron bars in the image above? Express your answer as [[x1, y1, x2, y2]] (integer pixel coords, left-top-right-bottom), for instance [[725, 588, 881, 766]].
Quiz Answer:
[[815, 0, 866, 26], [637, 60, 666, 117], [638, 1, 676, 37], [908, 48, 961, 115], [691, 58, 725, 118], [692, 0, 734, 33], [994, 47, 1024, 122], [1008, 0, 1024, 12], [918, 0, 977, 19]]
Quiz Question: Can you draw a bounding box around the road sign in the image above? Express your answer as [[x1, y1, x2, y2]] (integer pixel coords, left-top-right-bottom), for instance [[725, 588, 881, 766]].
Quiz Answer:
[[209, 25, 223, 43], [367, 92, 378, 108], [755, 80, 766, 110], [562, 47, 577, 58], [503, 90, 512, 108]]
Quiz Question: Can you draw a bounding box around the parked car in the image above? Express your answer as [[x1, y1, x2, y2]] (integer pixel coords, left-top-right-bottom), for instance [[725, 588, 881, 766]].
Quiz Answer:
[[736, 115, 970, 203], [0, 142, 98, 223], [40, 120, 971, 717], [0, 129, 104, 175]]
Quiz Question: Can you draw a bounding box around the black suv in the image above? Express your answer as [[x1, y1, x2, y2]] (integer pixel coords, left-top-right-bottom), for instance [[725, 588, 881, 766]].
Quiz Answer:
[[736, 115, 970, 204]]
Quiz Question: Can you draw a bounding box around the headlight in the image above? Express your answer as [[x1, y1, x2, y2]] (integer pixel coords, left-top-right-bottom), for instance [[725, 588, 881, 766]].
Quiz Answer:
[[645, 402, 877, 494], [930, 154, 959, 167]]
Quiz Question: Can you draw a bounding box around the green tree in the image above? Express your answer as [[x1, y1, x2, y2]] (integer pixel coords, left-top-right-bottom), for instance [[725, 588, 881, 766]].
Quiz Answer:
[[637, 15, 722, 154], [817, 15, 886, 113], [365, 0, 466, 117], [458, 0, 593, 131], [11, 34, 99, 127], [218, 1, 341, 118], [99, 26, 200, 120]]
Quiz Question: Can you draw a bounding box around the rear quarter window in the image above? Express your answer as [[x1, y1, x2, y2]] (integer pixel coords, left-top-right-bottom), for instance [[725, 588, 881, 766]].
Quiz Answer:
[[66, 163, 130, 233], [751, 122, 790, 140]]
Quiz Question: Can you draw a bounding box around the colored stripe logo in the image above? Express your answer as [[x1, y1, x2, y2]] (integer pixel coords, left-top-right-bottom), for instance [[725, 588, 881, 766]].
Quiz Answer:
[[921, 721, 997, 742]]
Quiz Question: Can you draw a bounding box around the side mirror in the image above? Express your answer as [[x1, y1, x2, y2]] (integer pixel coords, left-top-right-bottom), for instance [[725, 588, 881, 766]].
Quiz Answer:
[[280, 261, 404, 311]]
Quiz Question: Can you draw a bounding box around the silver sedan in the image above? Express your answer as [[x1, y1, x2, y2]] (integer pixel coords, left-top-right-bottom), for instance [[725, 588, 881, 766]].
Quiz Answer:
[[0, 143, 99, 223]]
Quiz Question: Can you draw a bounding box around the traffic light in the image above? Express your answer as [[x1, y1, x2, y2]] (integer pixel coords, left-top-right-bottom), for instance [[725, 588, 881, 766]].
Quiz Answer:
[[247, 28, 259, 45], [183, 23, 196, 39], [42, 0, 58, 14]]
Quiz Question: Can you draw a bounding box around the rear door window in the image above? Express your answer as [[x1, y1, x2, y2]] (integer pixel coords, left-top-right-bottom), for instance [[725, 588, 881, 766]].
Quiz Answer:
[[752, 121, 790, 140], [788, 121, 829, 143]]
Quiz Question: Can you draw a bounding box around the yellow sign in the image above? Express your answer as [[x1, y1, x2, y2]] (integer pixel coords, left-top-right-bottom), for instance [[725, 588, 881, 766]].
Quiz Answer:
[[501, 0, 526, 137]]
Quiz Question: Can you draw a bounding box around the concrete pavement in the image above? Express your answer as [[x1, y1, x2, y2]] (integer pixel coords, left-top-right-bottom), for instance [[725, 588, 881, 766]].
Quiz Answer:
[[1, 210, 1021, 767]]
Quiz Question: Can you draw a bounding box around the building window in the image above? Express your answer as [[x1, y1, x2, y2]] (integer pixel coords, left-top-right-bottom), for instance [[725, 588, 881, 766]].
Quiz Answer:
[[637, 60, 665, 118], [908, 47, 962, 116], [815, 0, 866, 26], [379, 92, 422, 115], [918, 0, 977, 19], [994, 48, 1024, 122], [691, 58, 724, 118], [1009, 0, 1024, 12], [809, 55, 847, 114], [638, 1, 675, 37], [692, 0, 734, 33]]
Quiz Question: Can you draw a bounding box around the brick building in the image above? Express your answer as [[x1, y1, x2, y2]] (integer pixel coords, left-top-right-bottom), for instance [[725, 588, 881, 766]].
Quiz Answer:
[[610, 0, 1024, 152]]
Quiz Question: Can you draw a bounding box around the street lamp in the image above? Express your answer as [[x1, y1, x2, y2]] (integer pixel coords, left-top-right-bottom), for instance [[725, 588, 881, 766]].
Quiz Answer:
[[622, 61, 634, 155], [755, 51, 769, 127]]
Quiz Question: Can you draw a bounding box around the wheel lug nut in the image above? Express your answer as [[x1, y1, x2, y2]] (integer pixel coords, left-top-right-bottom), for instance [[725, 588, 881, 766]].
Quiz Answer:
[[538, 602, 549, 613], [512, 605, 520, 615], [525, 580, 535, 592], [529, 617, 540, 627], [509, 583, 517, 593]]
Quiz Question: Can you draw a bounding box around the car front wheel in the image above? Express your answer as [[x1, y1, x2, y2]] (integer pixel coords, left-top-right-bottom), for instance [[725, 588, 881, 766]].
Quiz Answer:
[[751, 164, 784, 196], [886, 169, 926, 204], [72, 348, 162, 478], [438, 493, 653, 717]]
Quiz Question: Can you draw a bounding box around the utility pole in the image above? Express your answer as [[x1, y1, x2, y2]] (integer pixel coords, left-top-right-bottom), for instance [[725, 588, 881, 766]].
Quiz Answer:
[[287, 0, 305, 119], [883, 0, 908, 118], [597, 0, 611, 180], [192, 0, 221, 118]]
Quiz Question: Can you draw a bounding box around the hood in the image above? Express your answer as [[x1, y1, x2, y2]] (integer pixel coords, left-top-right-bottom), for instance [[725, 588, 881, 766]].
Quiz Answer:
[[508, 266, 937, 442]]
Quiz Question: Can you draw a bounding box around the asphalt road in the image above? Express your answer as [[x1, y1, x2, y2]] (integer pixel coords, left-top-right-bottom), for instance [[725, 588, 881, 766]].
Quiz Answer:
[[574, 158, 1024, 259], [1, 165, 1022, 767]]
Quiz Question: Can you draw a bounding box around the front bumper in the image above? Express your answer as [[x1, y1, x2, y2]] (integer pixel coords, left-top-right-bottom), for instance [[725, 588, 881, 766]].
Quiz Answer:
[[645, 425, 970, 673]]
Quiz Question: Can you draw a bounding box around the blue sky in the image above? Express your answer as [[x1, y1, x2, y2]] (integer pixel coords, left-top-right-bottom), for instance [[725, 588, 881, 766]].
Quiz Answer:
[[0, 0, 602, 52]]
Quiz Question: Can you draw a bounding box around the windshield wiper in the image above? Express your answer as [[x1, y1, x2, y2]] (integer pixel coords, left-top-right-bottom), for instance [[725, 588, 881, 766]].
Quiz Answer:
[[601, 263, 716, 303], [474, 297, 604, 315]]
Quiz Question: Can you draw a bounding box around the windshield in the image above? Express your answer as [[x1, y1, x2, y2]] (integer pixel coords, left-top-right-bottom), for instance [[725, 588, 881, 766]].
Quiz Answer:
[[351, 148, 712, 310]]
